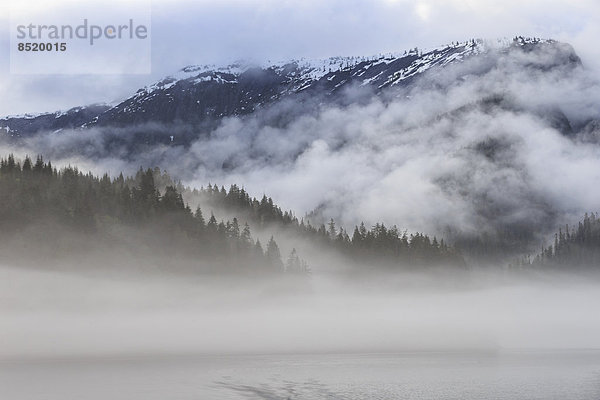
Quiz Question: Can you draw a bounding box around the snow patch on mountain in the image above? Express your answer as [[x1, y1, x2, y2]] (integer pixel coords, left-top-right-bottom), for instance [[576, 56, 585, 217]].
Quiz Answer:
[[134, 37, 553, 98], [0, 36, 562, 136]]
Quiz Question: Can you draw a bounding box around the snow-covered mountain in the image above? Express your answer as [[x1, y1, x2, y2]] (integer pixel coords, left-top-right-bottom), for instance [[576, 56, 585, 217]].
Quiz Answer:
[[0, 37, 581, 141], [0, 104, 111, 138], [0, 36, 595, 250]]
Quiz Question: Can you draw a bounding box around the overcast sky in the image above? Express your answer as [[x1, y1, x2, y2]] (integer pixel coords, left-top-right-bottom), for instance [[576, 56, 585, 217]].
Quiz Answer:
[[1, 0, 599, 115]]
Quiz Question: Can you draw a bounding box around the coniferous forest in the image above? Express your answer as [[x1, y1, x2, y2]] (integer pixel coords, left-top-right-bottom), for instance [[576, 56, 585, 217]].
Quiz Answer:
[[0, 154, 286, 274], [515, 213, 600, 269], [1, 154, 598, 275]]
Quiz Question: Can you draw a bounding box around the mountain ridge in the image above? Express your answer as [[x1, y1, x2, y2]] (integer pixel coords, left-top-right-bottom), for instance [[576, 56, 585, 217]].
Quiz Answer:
[[0, 36, 579, 142]]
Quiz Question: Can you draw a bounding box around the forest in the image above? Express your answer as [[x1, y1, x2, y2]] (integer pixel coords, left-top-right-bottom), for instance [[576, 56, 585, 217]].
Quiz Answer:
[[0, 154, 597, 273], [514, 213, 600, 269], [0, 154, 288, 274]]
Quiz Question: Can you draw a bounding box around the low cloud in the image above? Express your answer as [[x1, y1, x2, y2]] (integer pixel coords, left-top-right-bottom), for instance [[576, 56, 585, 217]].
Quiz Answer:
[[2, 44, 600, 248]]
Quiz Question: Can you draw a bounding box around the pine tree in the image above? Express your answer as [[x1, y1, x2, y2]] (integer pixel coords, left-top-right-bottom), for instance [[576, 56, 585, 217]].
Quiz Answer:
[[240, 223, 252, 250], [266, 236, 284, 272], [194, 206, 205, 226]]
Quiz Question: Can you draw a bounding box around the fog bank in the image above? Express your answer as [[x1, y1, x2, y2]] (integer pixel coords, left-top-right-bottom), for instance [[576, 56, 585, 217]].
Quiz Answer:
[[2, 44, 600, 246], [2, 264, 600, 360]]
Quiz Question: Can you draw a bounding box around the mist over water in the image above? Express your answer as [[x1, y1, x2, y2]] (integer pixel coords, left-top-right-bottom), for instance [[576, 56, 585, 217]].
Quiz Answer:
[[2, 262, 600, 399], [2, 263, 600, 359]]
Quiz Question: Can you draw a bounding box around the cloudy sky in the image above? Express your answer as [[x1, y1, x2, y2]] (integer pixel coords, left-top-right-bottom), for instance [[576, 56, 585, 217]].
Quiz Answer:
[[0, 0, 599, 115]]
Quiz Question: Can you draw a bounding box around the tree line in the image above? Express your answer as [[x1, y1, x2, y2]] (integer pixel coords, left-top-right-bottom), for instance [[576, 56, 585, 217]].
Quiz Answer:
[[514, 213, 600, 269], [190, 182, 465, 267], [0, 154, 307, 275], [0, 154, 466, 272]]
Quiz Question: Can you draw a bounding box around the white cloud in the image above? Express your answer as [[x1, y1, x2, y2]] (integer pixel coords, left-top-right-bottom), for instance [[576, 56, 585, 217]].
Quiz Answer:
[[6, 44, 600, 246], [0, 0, 599, 115]]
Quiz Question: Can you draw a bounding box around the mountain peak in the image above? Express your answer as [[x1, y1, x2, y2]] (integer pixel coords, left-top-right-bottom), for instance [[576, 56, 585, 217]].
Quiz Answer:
[[0, 37, 577, 140]]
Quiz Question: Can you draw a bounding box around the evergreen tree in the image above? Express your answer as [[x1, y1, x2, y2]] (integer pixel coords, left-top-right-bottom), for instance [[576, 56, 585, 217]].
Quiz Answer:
[[266, 236, 284, 272]]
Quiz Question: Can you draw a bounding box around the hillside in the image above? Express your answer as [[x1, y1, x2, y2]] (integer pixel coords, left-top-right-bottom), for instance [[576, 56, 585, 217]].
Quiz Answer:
[[0, 154, 464, 273], [0, 37, 581, 144]]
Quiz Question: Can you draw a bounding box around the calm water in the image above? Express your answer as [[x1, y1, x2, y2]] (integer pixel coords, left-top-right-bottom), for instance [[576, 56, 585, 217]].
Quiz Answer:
[[1, 351, 600, 399]]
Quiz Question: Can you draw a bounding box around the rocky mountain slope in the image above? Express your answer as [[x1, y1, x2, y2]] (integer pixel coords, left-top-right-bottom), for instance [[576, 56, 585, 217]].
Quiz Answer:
[[1, 37, 582, 144]]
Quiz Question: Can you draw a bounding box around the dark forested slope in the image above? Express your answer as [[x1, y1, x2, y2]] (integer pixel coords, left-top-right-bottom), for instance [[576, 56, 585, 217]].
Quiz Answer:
[[0, 155, 464, 273]]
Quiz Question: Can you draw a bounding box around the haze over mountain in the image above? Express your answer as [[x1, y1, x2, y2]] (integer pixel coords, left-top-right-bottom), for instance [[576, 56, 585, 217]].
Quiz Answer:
[[3, 0, 600, 395], [1, 37, 599, 260], [0, 37, 584, 140]]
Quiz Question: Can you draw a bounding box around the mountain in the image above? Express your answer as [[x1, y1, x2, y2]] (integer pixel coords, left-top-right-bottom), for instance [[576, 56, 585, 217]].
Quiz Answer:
[[0, 37, 581, 144], [0, 36, 595, 263], [0, 104, 111, 138]]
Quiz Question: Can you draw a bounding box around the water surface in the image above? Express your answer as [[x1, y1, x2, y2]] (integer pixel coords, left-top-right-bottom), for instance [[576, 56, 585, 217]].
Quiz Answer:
[[2, 351, 599, 399]]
